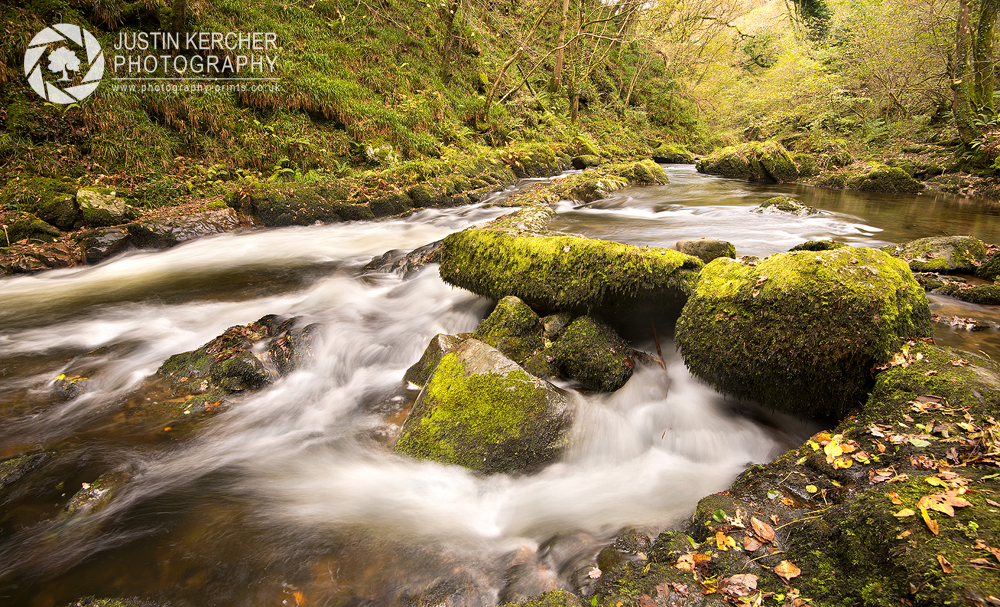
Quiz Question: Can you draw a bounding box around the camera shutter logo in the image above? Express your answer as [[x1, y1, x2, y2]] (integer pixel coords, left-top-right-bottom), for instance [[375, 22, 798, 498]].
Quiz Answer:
[[24, 24, 104, 104]]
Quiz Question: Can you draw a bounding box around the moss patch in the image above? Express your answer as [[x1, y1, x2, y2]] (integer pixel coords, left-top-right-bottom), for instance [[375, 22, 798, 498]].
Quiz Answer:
[[552, 316, 634, 392], [883, 236, 988, 274], [696, 140, 799, 183], [472, 296, 545, 363], [676, 247, 932, 418]]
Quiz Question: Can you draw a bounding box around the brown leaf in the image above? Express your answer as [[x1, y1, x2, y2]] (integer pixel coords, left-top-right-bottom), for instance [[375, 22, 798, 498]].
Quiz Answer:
[[774, 560, 801, 582], [656, 582, 671, 597], [888, 492, 903, 505], [970, 558, 994, 566], [987, 498, 1000, 508], [721, 574, 758, 598], [937, 554, 954, 573], [743, 535, 762, 551], [638, 594, 656, 607], [670, 582, 689, 597], [751, 516, 775, 543]]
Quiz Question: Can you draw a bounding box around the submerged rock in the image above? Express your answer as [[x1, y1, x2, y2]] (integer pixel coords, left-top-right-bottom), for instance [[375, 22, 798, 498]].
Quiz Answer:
[[676, 247, 932, 418], [752, 196, 818, 216], [696, 141, 799, 183], [0, 452, 49, 492], [674, 238, 736, 263], [882, 235, 988, 274], [395, 339, 573, 474], [976, 248, 1000, 281]]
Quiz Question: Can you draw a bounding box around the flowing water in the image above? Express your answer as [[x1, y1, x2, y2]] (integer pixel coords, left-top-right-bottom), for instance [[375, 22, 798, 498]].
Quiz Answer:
[[0, 167, 997, 607]]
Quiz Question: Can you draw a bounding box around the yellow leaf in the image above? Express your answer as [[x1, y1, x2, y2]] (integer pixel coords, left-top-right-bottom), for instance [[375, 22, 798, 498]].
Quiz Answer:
[[888, 492, 903, 505], [806, 484, 818, 494], [920, 507, 939, 535], [893, 508, 916, 517], [833, 457, 853, 469], [716, 531, 736, 551], [936, 554, 953, 574], [926, 477, 946, 487], [774, 560, 801, 582]]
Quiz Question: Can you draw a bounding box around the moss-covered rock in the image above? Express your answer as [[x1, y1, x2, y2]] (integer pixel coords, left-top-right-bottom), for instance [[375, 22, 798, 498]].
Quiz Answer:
[[845, 163, 925, 193], [440, 229, 702, 314], [696, 141, 799, 183], [76, 188, 137, 228], [674, 238, 736, 264], [394, 339, 573, 474], [552, 316, 634, 392], [500, 589, 583, 607], [676, 247, 932, 418], [571, 155, 601, 169], [960, 284, 1000, 304], [0, 452, 49, 492], [789, 240, 847, 252], [226, 183, 370, 226], [792, 152, 821, 177], [752, 196, 819, 216], [652, 144, 695, 164], [61, 470, 131, 518], [404, 333, 464, 386], [63, 599, 168, 607], [882, 236, 988, 274], [610, 160, 669, 185], [1, 176, 79, 230], [473, 296, 545, 363], [976, 250, 1000, 281], [506, 145, 572, 178]]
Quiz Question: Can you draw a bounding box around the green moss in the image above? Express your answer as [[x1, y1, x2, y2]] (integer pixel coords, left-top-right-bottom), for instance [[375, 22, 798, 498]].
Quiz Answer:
[[440, 229, 702, 314], [789, 240, 847, 252], [472, 296, 544, 363], [792, 152, 821, 177], [0, 177, 78, 229], [651, 144, 695, 164], [0, 452, 48, 491], [976, 251, 1000, 281], [754, 196, 818, 215], [960, 284, 1000, 304], [403, 334, 463, 386], [883, 236, 987, 274], [552, 316, 633, 391], [499, 589, 582, 607], [696, 140, 798, 183], [394, 349, 570, 473], [676, 247, 932, 418], [845, 163, 925, 193]]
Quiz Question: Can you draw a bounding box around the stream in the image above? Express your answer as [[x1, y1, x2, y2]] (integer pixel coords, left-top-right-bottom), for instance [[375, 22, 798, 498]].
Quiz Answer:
[[1, 166, 998, 607]]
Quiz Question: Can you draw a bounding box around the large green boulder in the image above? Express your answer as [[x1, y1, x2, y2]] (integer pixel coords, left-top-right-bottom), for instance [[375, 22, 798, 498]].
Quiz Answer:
[[652, 144, 695, 164], [395, 339, 573, 474], [675, 238, 736, 264], [676, 247, 932, 418], [882, 236, 987, 274], [440, 230, 702, 314], [696, 141, 799, 183], [76, 188, 137, 228], [2, 177, 78, 229], [752, 196, 818, 216], [845, 163, 924, 193]]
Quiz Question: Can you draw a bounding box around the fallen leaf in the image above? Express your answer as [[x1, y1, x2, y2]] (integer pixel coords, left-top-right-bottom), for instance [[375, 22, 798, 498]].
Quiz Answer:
[[588, 567, 602, 579], [970, 558, 994, 566], [781, 497, 796, 507], [774, 560, 801, 582], [893, 508, 916, 517], [721, 573, 758, 599], [937, 554, 954, 573], [743, 535, 762, 551], [656, 583, 671, 597], [806, 484, 818, 494], [920, 507, 939, 535], [767, 490, 782, 500], [833, 457, 853, 469], [888, 492, 903, 505], [770, 514, 780, 524], [670, 582, 689, 597], [751, 516, 775, 542], [909, 437, 932, 448], [638, 594, 656, 607], [896, 530, 912, 539], [716, 531, 736, 551]]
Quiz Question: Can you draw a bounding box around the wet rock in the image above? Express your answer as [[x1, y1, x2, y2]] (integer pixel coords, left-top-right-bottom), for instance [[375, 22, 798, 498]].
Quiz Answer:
[[226, 183, 373, 226], [820, 163, 924, 193], [788, 239, 847, 252], [77, 227, 132, 264], [571, 155, 601, 169], [541, 312, 574, 340], [499, 547, 569, 605], [752, 196, 819, 216], [369, 193, 413, 218], [676, 247, 932, 419], [394, 339, 573, 474], [0, 452, 49, 492], [126, 208, 241, 249], [977, 249, 1000, 282], [76, 188, 137, 228], [63, 598, 168, 607], [696, 141, 799, 183], [363, 240, 443, 278], [552, 316, 634, 392], [652, 144, 695, 164], [674, 238, 736, 263], [7, 177, 79, 229], [507, 146, 572, 178], [472, 296, 544, 363], [883, 235, 988, 274], [61, 470, 130, 518], [403, 333, 464, 387]]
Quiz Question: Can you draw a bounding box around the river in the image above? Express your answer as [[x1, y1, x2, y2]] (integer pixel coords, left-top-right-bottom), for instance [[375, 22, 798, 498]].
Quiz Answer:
[[0, 166, 997, 607]]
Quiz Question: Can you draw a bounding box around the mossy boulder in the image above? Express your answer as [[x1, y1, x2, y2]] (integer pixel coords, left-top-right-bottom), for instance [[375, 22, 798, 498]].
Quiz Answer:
[[845, 163, 925, 193], [552, 316, 634, 392], [610, 159, 669, 185], [0, 452, 49, 492], [1, 177, 79, 230], [226, 183, 372, 226], [394, 339, 573, 474], [76, 188, 137, 228], [63, 599, 168, 607], [676, 247, 932, 418], [571, 155, 601, 169], [792, 152, 821, 177], [674, 238, 736, 263], [752, 196, 818, 216], [507, 146, 571, 178], [61, 470, 131, 518], [976, 250, 1000, 281], [882, 236, 988, 274], [473, 296, 545, 363], [696, 141, 799, 183], [2, 212, 61, 243], [652, 144, 695, 164], [440, 229, 703, 314]]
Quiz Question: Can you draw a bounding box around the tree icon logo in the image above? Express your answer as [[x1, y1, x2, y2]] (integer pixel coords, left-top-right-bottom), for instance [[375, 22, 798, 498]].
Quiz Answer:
[[24, 24, 104, 104]]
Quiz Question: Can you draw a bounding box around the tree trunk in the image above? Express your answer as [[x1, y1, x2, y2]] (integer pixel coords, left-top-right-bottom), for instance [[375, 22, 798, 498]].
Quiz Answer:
[[172, 0, 186, 33], [550, 0, 571, 92], [440, 0, 461, 85], [974, 0, 999, 114], [954, 0, 979, 145]]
